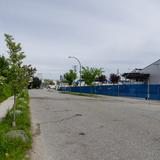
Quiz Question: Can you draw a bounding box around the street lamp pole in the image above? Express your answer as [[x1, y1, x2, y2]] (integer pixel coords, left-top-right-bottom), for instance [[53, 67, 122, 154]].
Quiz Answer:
[[68, 56, 82, 92]]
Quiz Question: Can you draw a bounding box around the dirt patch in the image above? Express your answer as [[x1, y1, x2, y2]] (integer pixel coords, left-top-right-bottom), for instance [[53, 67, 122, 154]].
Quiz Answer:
[[33, 123, 41, 137]]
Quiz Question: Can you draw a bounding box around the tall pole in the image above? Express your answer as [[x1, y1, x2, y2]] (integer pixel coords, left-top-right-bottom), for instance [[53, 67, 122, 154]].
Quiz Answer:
[[68, 56, 82, 93]]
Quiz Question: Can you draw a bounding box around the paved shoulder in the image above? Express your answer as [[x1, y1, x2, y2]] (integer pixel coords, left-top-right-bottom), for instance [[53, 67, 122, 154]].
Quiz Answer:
[[29, 89, 160, 160], [0, 97, 14, 119]]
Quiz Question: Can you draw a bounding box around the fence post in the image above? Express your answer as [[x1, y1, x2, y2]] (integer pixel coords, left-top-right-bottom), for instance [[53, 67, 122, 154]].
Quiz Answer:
[[118, 83, 119, 96], [147, 80, 150, 99]]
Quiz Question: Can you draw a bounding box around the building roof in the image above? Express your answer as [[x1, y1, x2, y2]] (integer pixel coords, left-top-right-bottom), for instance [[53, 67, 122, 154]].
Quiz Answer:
[[122, 72, 150, 81], [122, 59, 160, 81], [141, 59, 160, 71], [130, 68, 142, 73]]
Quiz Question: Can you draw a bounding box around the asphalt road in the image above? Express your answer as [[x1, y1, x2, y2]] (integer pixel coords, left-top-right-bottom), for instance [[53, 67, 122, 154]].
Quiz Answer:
[[30, 89, 160, 160]]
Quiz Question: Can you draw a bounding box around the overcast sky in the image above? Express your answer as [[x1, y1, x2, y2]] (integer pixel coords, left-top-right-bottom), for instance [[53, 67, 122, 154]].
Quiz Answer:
[[0, 0, 160, 79]]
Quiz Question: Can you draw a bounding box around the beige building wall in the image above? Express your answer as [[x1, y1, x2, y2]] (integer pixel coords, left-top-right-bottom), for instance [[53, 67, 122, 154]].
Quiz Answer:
[[140, 59, 160, 84]]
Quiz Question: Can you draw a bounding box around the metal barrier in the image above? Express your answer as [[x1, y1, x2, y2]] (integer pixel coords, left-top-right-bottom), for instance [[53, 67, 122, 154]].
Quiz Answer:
[[59, 84, 160, 100]]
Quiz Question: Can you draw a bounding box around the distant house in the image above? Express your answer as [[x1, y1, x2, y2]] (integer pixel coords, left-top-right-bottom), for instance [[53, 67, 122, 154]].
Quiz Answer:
[[122, 59, 160, 84]]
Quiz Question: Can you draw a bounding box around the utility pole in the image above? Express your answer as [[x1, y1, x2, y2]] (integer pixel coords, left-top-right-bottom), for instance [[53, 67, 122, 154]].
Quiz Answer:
[[68, 56, 82, 93]]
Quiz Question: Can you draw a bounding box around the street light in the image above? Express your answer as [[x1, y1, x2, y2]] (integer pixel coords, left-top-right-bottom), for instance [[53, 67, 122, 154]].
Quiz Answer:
[[68, 56, 82, 92]]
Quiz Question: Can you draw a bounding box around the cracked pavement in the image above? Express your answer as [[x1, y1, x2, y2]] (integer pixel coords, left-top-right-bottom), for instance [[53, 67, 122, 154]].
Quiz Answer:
[[30, 89, 160, 160]]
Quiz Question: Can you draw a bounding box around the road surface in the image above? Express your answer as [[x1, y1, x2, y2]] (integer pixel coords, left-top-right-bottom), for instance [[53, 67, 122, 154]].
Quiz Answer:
[[30, 89, 160, 160]]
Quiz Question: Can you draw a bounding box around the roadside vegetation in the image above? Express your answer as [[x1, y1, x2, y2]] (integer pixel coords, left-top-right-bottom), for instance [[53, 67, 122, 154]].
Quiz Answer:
[[63, 69, 77, 85], [61, 61, 121, 87], [0, 34, 36, 159], [81, 66, 103, 85], [0, 83, 12, 103], [0, 55, 12, 102], [61, 91, 98, 97], [109, 73, 120, 84], [0, 90, 31, 160], [62, 66, 104, 86]]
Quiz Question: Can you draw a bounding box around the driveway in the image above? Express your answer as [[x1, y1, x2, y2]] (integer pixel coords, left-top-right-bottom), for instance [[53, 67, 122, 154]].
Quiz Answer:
[[30, 89, 160, 160]]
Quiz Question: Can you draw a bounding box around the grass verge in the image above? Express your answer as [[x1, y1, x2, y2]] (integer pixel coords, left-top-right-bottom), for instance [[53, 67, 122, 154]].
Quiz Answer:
[[60, 91, 98, 97], [0, 84, 12, 103], [0, 89, 32, 160]]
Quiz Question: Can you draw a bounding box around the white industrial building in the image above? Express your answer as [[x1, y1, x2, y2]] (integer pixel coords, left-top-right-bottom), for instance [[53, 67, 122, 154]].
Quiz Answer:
[[123, 59, 160, 84], [140, 59, 160, 84]]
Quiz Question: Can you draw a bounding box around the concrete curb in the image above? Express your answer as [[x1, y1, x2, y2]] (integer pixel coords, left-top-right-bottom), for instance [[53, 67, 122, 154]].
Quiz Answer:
[[0, 96, 14, 119]]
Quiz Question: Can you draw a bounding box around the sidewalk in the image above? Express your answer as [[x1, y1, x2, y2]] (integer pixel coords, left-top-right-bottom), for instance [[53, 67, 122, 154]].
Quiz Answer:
[[0, 97, 14, 119]]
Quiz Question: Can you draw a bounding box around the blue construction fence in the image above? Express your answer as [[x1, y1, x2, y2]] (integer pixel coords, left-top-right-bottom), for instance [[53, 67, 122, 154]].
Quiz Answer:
[[59, 84, 160, 100]]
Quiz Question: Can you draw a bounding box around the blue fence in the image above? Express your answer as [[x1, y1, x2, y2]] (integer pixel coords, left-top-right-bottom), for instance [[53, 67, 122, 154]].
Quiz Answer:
[[59, 84, 160, 100]]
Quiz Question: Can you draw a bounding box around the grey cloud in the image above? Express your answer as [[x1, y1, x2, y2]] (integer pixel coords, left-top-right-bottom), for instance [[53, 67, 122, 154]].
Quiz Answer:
[[1, 0, 160, 79]]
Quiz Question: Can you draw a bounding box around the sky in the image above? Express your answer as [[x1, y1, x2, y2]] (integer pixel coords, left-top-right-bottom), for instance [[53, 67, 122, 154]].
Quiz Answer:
[[0, 0, 160, 79]]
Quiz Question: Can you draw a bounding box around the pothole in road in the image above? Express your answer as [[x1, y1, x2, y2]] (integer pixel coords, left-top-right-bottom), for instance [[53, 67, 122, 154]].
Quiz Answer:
[[112, 119, 122, 122], [75, 114, 82, 117], [99, 125, 104, 128], [79, 132, 86, 136], [53, 109, 72, 113]]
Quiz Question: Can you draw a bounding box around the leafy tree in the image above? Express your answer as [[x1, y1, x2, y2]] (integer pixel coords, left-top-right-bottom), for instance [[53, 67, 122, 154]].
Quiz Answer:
[[44, 79, 55, 86], [109, 73, 120, 84], [32, 77, 42, 88], [64, 69, 77, 85], [22, 64, 37, 89], [96, 74, 107, 83], [0, 55, 9, 77], [81, 66, 103, 85], [0, 56, 12, 102], [23, 64, 36, 80], [4, 33, 27, 127]]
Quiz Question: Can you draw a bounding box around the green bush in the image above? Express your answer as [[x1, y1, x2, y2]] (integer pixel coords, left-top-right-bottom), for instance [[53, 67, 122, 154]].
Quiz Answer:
[[0, 84, 12, 103], [0, 90, 31, 160]]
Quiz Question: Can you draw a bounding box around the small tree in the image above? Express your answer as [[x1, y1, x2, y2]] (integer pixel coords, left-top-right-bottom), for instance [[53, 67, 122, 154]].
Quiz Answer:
[[81, 66, 103, 85], [96, 74, 107, 83], [22, 64, 37, 89], [44, 79, 55, 86], [64, 69, 77, 85], [32, 77, 42, 88], [109, 73, 120, 84], [4, 34, 28, 127]]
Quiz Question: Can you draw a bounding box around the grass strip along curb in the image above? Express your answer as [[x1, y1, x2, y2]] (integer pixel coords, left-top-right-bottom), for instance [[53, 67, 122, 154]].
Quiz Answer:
[[0, 90, 32, 160], [61, 91, 98, 97]]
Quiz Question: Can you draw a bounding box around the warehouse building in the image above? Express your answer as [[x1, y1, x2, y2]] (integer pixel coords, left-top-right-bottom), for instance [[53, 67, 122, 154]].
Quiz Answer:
[[122, 59, 160, 84]]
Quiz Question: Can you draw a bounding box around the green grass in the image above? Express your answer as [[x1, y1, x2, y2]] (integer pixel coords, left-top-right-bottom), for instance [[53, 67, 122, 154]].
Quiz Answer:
[[0, 90, 32, 160], [0, 84, 12, 103], [61, 91, 98, 97]]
